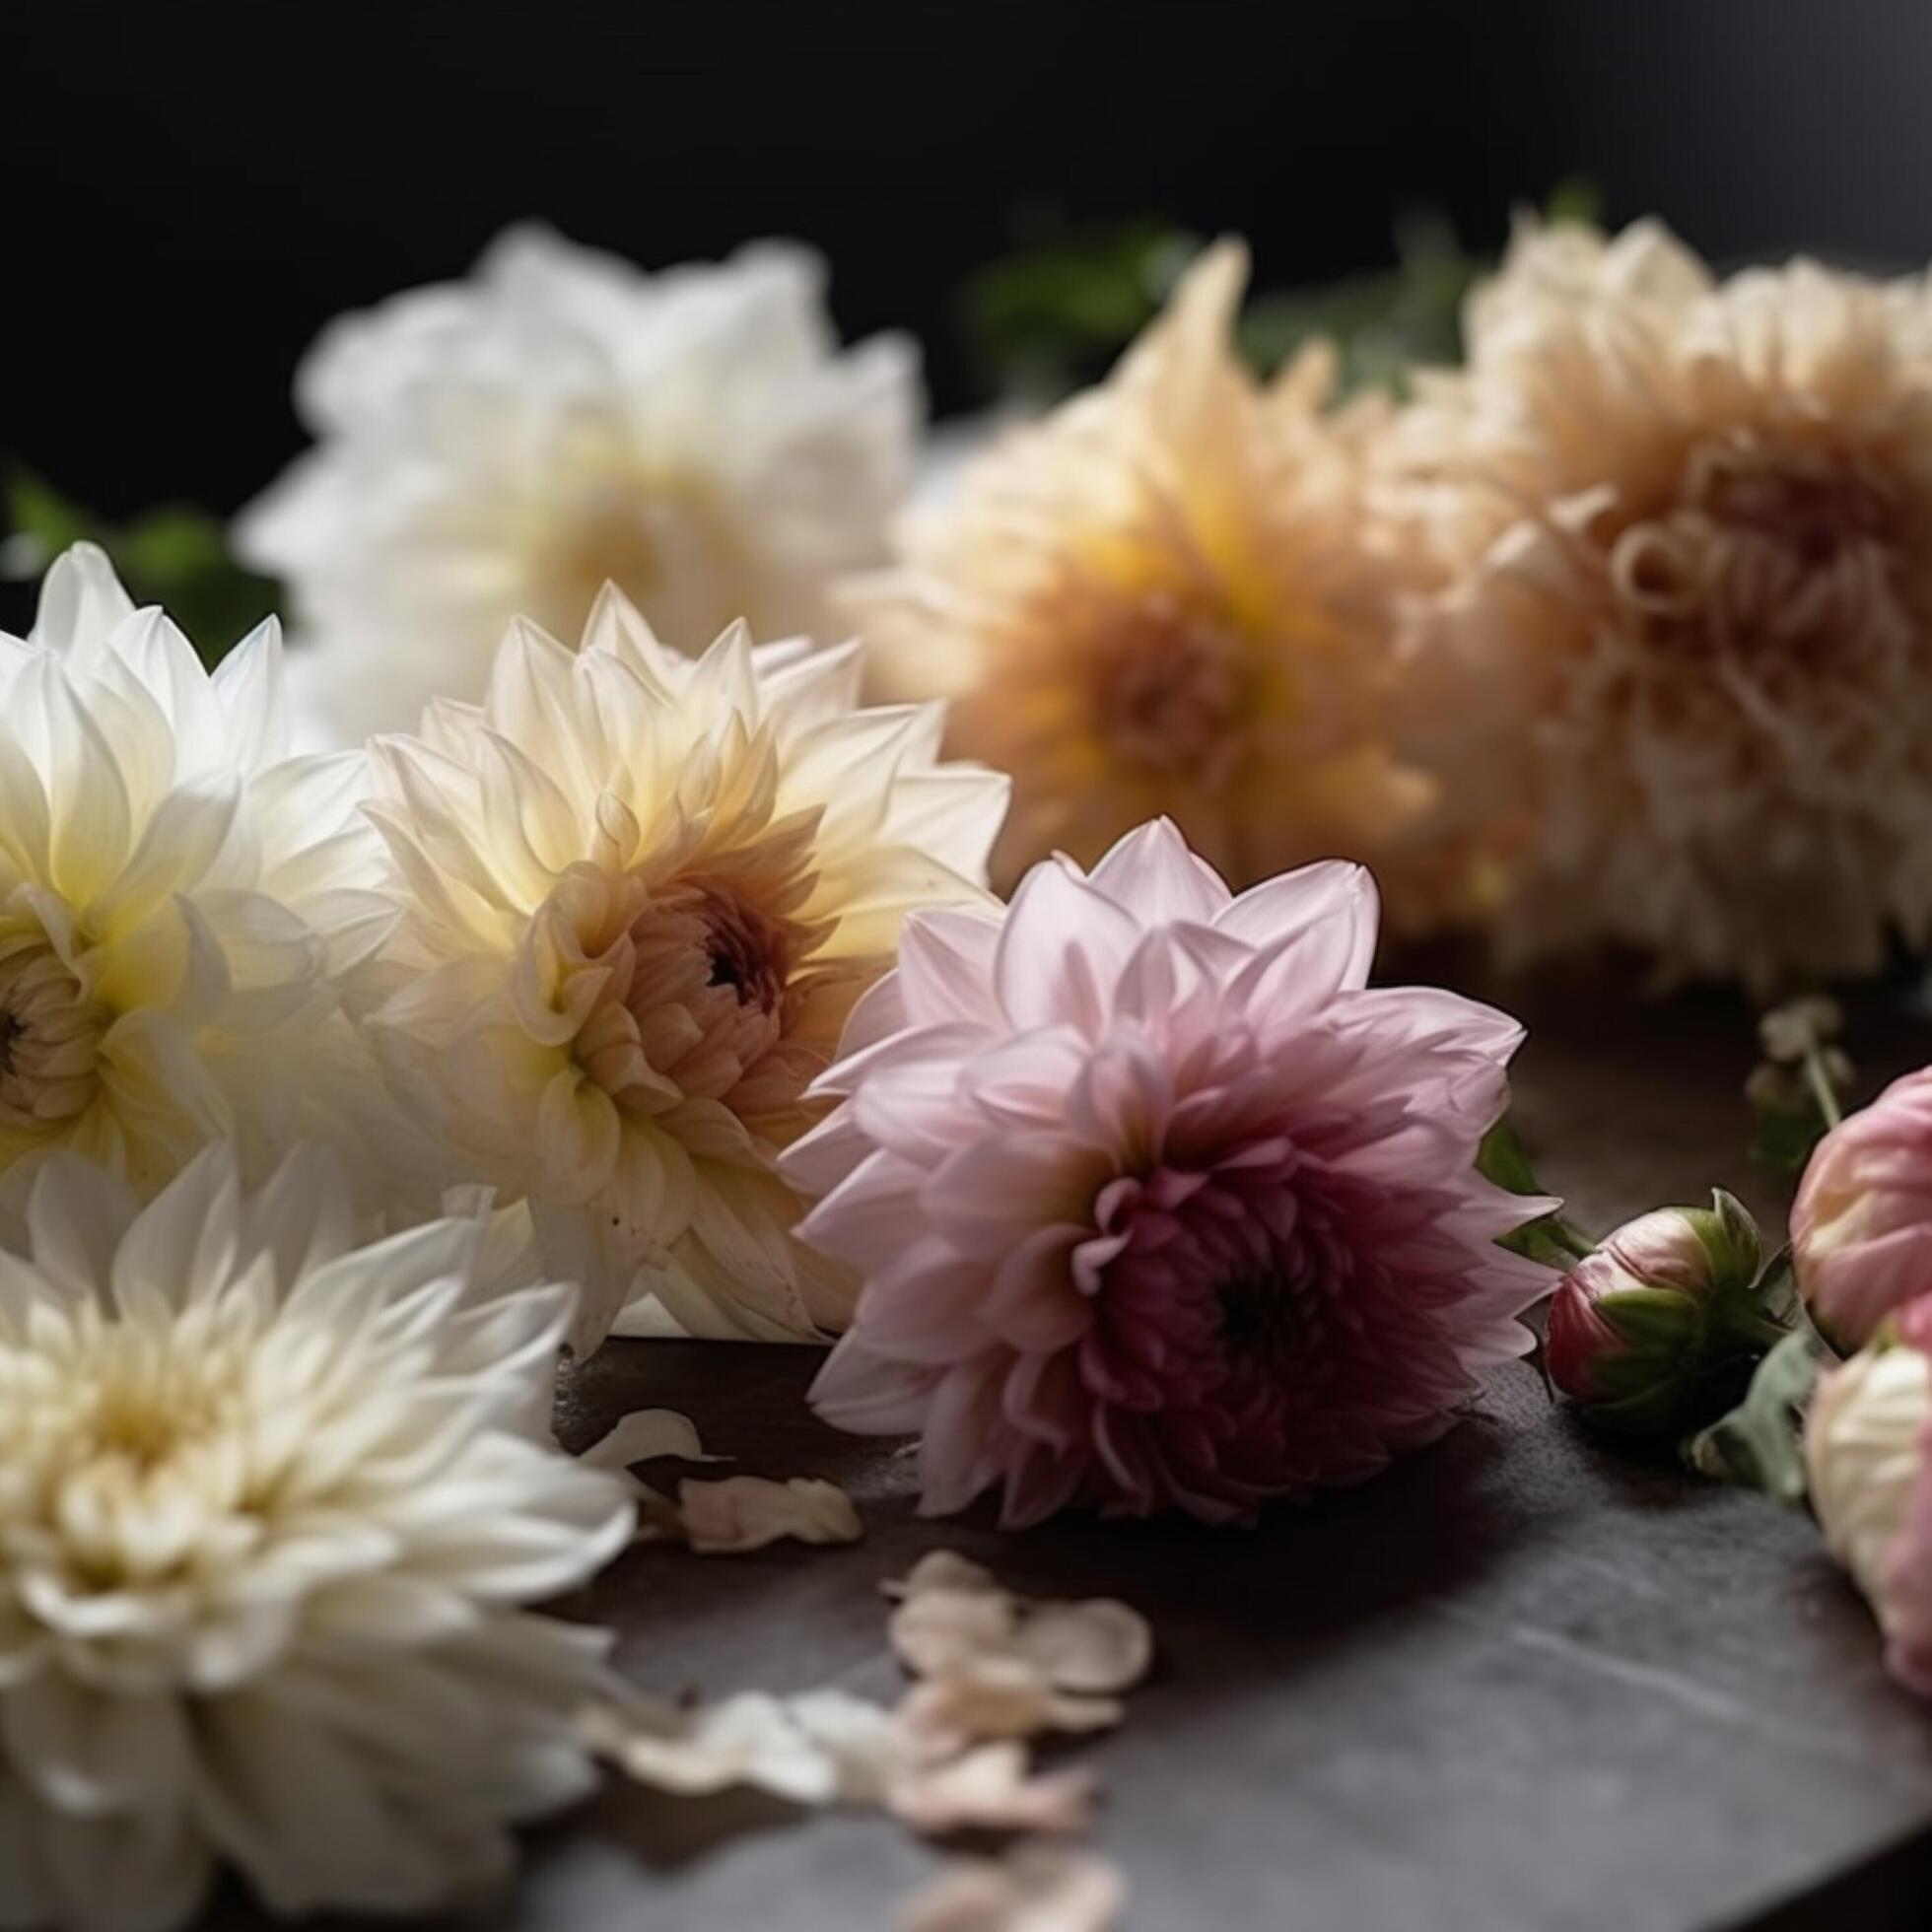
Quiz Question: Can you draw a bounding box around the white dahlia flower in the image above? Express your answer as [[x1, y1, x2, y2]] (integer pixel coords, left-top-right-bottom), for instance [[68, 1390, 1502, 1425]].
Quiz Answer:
[[236, 226, 920, 741], [1381, 216, 1932, 988], [0, 1144, 635, 1931], [0, 544, 405, 1210], [353, 588, 1007, 1351]]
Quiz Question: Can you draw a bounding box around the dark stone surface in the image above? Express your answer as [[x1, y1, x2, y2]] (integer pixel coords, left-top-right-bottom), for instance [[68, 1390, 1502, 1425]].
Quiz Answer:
[[230, 972, 1932, 1930]]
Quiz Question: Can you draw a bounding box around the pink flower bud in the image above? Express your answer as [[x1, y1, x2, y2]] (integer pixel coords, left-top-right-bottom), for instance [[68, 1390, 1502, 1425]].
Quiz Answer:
[[1792, 1069, 1932, 1352], [1547, 1196, 1766, 1434]]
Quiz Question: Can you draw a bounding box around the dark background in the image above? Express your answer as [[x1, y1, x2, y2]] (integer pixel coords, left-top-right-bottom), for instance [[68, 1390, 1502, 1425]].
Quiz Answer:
[[5, 0, 1931, 528]]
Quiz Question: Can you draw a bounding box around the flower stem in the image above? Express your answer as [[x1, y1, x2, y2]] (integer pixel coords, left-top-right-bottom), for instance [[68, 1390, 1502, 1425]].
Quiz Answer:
[[1803, 1044, 1843, 1132]]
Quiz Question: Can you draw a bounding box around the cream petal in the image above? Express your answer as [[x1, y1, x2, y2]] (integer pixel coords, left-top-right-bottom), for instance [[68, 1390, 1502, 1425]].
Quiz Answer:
[[30, 543, 137, 657]]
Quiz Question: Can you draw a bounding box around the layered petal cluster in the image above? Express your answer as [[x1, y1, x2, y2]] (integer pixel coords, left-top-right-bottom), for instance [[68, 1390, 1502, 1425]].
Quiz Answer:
[[0, 545, 403, 1210], [1806, 1298, 1932, 1695], [1792, 1068, 1932, 1351], [356, 589, 1007, 1349], [237, 226, 920, 740], [845, 242, 1450, 916], [0, 1146, 634, 1931], [1380, 216, 1932, 987], [789, 819, 1552, 1525]]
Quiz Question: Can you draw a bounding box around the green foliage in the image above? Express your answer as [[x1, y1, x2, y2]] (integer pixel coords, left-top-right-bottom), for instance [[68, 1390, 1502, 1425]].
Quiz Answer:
[[958, 180, 1602, 407], [1747, 1077, 1834, 1177], [957, 218, 1201, 403], [1476, 1118, 1595, 1269], [4, 469, 281, 667], [1681, 1317, 1827, 1506], [1236, 211, 1473, 396]]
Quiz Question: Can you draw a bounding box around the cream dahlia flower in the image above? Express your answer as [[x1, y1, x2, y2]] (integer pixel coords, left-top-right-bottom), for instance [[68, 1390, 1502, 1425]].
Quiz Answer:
[[1806, 1301, 1932, 1696], [845, 241, 1443, 912], [355, 589, 1007, 1350], [1382, 215, 1932, 987], [0, 1144, 634, 1931], [0, 544, 404, 1210], [237, 226, 920, 741]]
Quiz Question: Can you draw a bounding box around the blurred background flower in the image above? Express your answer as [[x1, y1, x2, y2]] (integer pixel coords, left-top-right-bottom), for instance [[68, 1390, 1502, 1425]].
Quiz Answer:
[[844, 242, 1456, 916], [234, 227, 919, 741], [10, 3, 1932, 997], [1380, 216, 1932, 989]]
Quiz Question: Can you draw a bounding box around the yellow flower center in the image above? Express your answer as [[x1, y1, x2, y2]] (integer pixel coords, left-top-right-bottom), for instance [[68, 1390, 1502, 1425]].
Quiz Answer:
[[3, 1312, 260, 1591]]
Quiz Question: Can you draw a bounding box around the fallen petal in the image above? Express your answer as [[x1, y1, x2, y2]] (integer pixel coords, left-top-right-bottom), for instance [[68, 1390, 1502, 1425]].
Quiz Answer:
[[897, 1847, 1127, 1932], [898, 1659, 1123, 1759], [580, 1407, 720, 1469], [889, 1587, 1021, 1678], [888, 1742, 1097, 1837], [586, 1691, 843, 1807], [885, 1551, 1004, 1601], [678, 1476, 864, 1552], [1014, 1600, 1153, 1695]]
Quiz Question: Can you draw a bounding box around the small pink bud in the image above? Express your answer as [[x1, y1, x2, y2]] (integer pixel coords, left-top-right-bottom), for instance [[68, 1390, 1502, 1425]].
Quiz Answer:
[[1547, 1194, 1769, 1435], [1792, 1069, 1932, 1352]]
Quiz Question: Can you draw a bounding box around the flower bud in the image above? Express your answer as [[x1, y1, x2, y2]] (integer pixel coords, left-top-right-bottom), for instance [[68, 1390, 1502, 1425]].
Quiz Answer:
[[1805, 1301, 1932, 1695], [1792, 1068, 1932, 1352], [1547, 1193, 1767, 1434]]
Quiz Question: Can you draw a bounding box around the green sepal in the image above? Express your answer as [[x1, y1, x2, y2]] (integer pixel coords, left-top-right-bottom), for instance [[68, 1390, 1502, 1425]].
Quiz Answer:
[[1681, 1326, 1828, 1506], [1683, 1189, 1763, 1299], [1476, 1118, 1594, 1265]]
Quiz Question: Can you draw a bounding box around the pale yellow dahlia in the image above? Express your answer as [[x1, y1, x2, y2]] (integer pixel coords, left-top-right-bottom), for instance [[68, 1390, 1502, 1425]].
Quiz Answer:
[[1381, 216, 1932, 988], [355, 590, 1007, 1350], [0, 544, 408, 1214], [844, 242, 1440, 910]]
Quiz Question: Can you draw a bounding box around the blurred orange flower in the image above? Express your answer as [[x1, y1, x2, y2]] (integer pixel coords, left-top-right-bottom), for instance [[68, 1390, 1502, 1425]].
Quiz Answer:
[[846, 242, 1452, 922]]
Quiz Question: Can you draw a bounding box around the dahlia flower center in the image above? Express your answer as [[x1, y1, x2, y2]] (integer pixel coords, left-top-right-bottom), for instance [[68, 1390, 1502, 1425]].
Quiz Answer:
[[546, 481, 665, 627], [3, 1320, 267, 1591], [572, 864, 834, 1126], [1609, 433, 1902, 651], [1091, 593, 1246, 782], [0, 924, 107, 1131], [1089, 1158, 1352, 1408]]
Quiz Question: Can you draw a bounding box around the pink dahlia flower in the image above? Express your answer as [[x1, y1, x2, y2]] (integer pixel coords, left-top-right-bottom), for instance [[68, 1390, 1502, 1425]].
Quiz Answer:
[[1792, 1069, 1932, 1352], [785, 819, 1555, 1525]]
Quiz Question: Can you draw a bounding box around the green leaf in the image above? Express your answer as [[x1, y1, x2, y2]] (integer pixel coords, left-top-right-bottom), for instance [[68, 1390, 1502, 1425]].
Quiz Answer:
[[1682, 1325, 1827, 1505], [1476, 1118, 1543, 1195], [957, 218, 1199, 402], [1749, 1099, 1829, 1177], [1476, 1118, 1594, 1265], [1543, 175, 1605, 229], [3, 469, 282, 667]]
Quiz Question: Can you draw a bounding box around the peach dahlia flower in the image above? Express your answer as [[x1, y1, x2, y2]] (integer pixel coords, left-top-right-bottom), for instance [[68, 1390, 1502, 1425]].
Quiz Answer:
[[845, 242, 1447, 917], [788, 819, 1552, 1525], [1382, 217, 1932, 988]]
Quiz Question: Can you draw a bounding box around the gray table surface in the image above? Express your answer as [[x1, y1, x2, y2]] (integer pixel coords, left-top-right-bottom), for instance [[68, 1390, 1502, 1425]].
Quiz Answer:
[[225, 970, 1932, 1931]]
